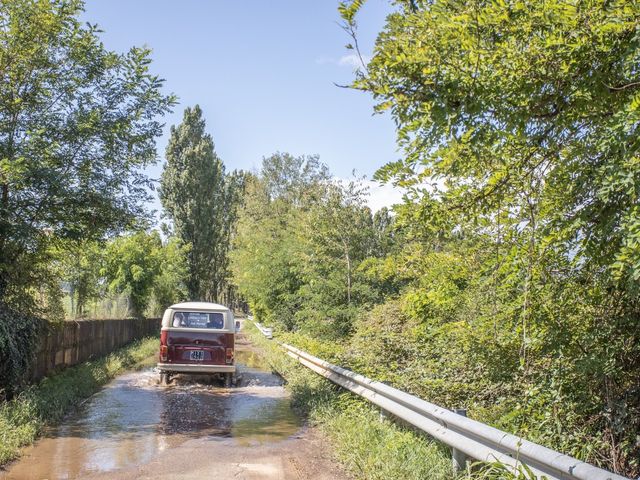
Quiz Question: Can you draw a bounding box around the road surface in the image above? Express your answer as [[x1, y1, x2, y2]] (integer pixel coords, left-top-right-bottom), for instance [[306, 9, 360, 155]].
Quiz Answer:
[[1, 334, 347, 480]]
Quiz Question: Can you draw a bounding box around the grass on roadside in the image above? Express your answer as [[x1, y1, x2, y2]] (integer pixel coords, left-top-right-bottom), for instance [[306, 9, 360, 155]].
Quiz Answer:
[[0, 337, 158, 467], [244, 322, 454, 480]]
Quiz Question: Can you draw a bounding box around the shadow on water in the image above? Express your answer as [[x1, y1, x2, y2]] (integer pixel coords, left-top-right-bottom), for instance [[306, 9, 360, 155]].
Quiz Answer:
[[1, 345, 301, 480]]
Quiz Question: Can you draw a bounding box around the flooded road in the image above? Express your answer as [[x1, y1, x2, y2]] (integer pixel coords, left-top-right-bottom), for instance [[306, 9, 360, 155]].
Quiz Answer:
[[1, 336, 346, 480]]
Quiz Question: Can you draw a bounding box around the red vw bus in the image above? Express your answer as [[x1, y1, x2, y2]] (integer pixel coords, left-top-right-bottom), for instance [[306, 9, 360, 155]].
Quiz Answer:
[[157, 302, 236, 387]]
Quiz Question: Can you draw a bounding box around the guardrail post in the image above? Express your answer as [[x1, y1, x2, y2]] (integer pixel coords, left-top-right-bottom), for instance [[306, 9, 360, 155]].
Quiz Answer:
[[379, 408, 388, 422], [451, 408, 468, 474], [379, 381, 391, 422]]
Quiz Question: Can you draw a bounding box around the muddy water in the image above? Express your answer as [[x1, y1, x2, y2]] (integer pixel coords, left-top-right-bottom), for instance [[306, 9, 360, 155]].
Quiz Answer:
[[1, 346, 301, 480]]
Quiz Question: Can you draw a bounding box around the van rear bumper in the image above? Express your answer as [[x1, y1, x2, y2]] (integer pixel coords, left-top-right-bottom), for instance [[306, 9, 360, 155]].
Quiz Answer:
[[157, 363, 236, 374]]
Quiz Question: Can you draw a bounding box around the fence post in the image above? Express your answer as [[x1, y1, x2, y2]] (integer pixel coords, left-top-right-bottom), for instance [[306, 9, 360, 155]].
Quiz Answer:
[[451, 408, 468, 473]]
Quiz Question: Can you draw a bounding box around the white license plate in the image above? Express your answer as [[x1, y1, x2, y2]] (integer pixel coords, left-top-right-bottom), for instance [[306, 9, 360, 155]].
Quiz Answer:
[[190, 350, 204, 361]]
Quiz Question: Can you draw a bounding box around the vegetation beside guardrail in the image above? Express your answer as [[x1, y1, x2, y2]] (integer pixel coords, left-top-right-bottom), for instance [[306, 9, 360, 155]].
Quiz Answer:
[[232, 133, 640, 478], [250, 321, 630, 480], [282, 342, 629, 480], [245, 322, 454, 480]]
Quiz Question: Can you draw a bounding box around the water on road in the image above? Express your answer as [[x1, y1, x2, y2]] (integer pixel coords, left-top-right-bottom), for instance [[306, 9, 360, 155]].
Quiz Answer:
[[0, 340, 340, 480]]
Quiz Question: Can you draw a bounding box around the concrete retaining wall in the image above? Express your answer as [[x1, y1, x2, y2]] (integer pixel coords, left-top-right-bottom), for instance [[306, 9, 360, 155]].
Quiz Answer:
[[30, 317, 160, 381]]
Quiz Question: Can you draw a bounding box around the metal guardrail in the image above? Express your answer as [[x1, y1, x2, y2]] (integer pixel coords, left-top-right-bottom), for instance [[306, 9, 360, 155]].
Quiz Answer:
[[250, 318, 273, 339], [280, 343, 630, 480]]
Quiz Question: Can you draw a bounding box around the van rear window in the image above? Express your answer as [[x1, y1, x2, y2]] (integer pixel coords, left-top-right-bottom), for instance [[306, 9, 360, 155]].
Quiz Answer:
[[172, 311, 224, 329]]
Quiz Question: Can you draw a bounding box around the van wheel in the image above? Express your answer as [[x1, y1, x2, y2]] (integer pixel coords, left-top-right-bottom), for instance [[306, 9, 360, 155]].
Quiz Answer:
[[160, 372, 169, 385], [224, 373, 233, 388]]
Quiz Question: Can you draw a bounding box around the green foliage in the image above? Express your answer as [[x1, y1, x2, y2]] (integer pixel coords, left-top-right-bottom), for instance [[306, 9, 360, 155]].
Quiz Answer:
[[150, 236, 189, 315], [48, 234, 187, 319], [0, 303, 46, 399], [54, 240, 105, 318], [231, 153, 330, 329], [102, 231, 163, 317], [330, 1, 640, 476], [295, 180, 379, 337], [160, 105, 243, 303], [0, 337, 157, 466], [470, 461, 542, 480], [0, 0, 174, 307], [321, 403, 452, 480], [232, 154, 393, 337], [338, 0, 366, 26], [360, 0, 640, 285]]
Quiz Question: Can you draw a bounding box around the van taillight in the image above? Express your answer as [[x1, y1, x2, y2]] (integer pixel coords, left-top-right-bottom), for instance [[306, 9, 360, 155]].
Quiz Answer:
[[225, 348, 234, 364], [160, 331, 168, 362]]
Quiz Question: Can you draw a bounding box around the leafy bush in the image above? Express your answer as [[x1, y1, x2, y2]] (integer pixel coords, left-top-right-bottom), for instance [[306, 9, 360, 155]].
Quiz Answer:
[[471, 461, 541, 480], [0, 303, 46, 399]]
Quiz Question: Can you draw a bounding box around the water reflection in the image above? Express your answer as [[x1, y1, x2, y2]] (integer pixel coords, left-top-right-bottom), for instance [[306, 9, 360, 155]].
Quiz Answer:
[[235, 349, 267, 369], [233, 397, 301, 446], [1, 347, 301, 480]]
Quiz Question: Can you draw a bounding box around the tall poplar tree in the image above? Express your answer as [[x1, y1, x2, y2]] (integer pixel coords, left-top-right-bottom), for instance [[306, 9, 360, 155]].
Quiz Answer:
[[160, 106, 239, 302]]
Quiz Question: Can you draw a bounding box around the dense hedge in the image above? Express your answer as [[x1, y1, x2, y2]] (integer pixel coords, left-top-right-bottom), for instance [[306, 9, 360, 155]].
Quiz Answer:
[[0, 303, 46, 399]]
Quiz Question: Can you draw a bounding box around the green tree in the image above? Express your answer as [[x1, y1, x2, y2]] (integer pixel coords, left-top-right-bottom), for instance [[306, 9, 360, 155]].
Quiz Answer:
[[232, 153, 388, 337], [0, 0, 175, 308], [56, 241, 105, 318], [215, 170, 245, 306], [0, 304, 44, 398], [296, 180, 379, 337], [151, 237, 189, 315], [231, 153, 330, 328], [160, 106, 242, 302], [103, 231, 162, 318], [346, 0, 640, 285], [337, 1, 640, 474]]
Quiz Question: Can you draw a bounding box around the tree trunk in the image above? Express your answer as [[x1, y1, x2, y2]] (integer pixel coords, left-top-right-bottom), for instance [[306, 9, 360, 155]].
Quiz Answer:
[[70, 285, 75, 317], [342, 238, 352, 305], [0, 182, 9, 301]]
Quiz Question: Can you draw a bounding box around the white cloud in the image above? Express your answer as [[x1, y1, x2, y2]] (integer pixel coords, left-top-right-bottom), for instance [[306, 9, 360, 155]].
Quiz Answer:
[[365, 180, 405, 212], [338, 53, 370, 70], [336, 178, 405, 212], [314, 54, 371, 70]]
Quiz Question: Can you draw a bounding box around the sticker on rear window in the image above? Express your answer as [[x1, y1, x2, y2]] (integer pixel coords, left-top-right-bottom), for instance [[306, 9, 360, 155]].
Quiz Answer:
[[172, 312, 225, 329]]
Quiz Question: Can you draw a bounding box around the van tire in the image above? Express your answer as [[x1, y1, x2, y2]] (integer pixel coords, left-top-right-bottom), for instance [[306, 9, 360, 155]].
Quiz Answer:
[[160, 372, 169, 385], [224, 373, 233, 388]]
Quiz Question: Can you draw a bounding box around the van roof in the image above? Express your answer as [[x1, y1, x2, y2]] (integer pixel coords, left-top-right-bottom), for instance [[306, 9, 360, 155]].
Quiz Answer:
[[168, 302, 229, 311]]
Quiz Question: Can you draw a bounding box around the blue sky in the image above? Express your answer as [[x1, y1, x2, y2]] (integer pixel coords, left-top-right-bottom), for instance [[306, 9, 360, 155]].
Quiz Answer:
[[82, 1, 403, 211]]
